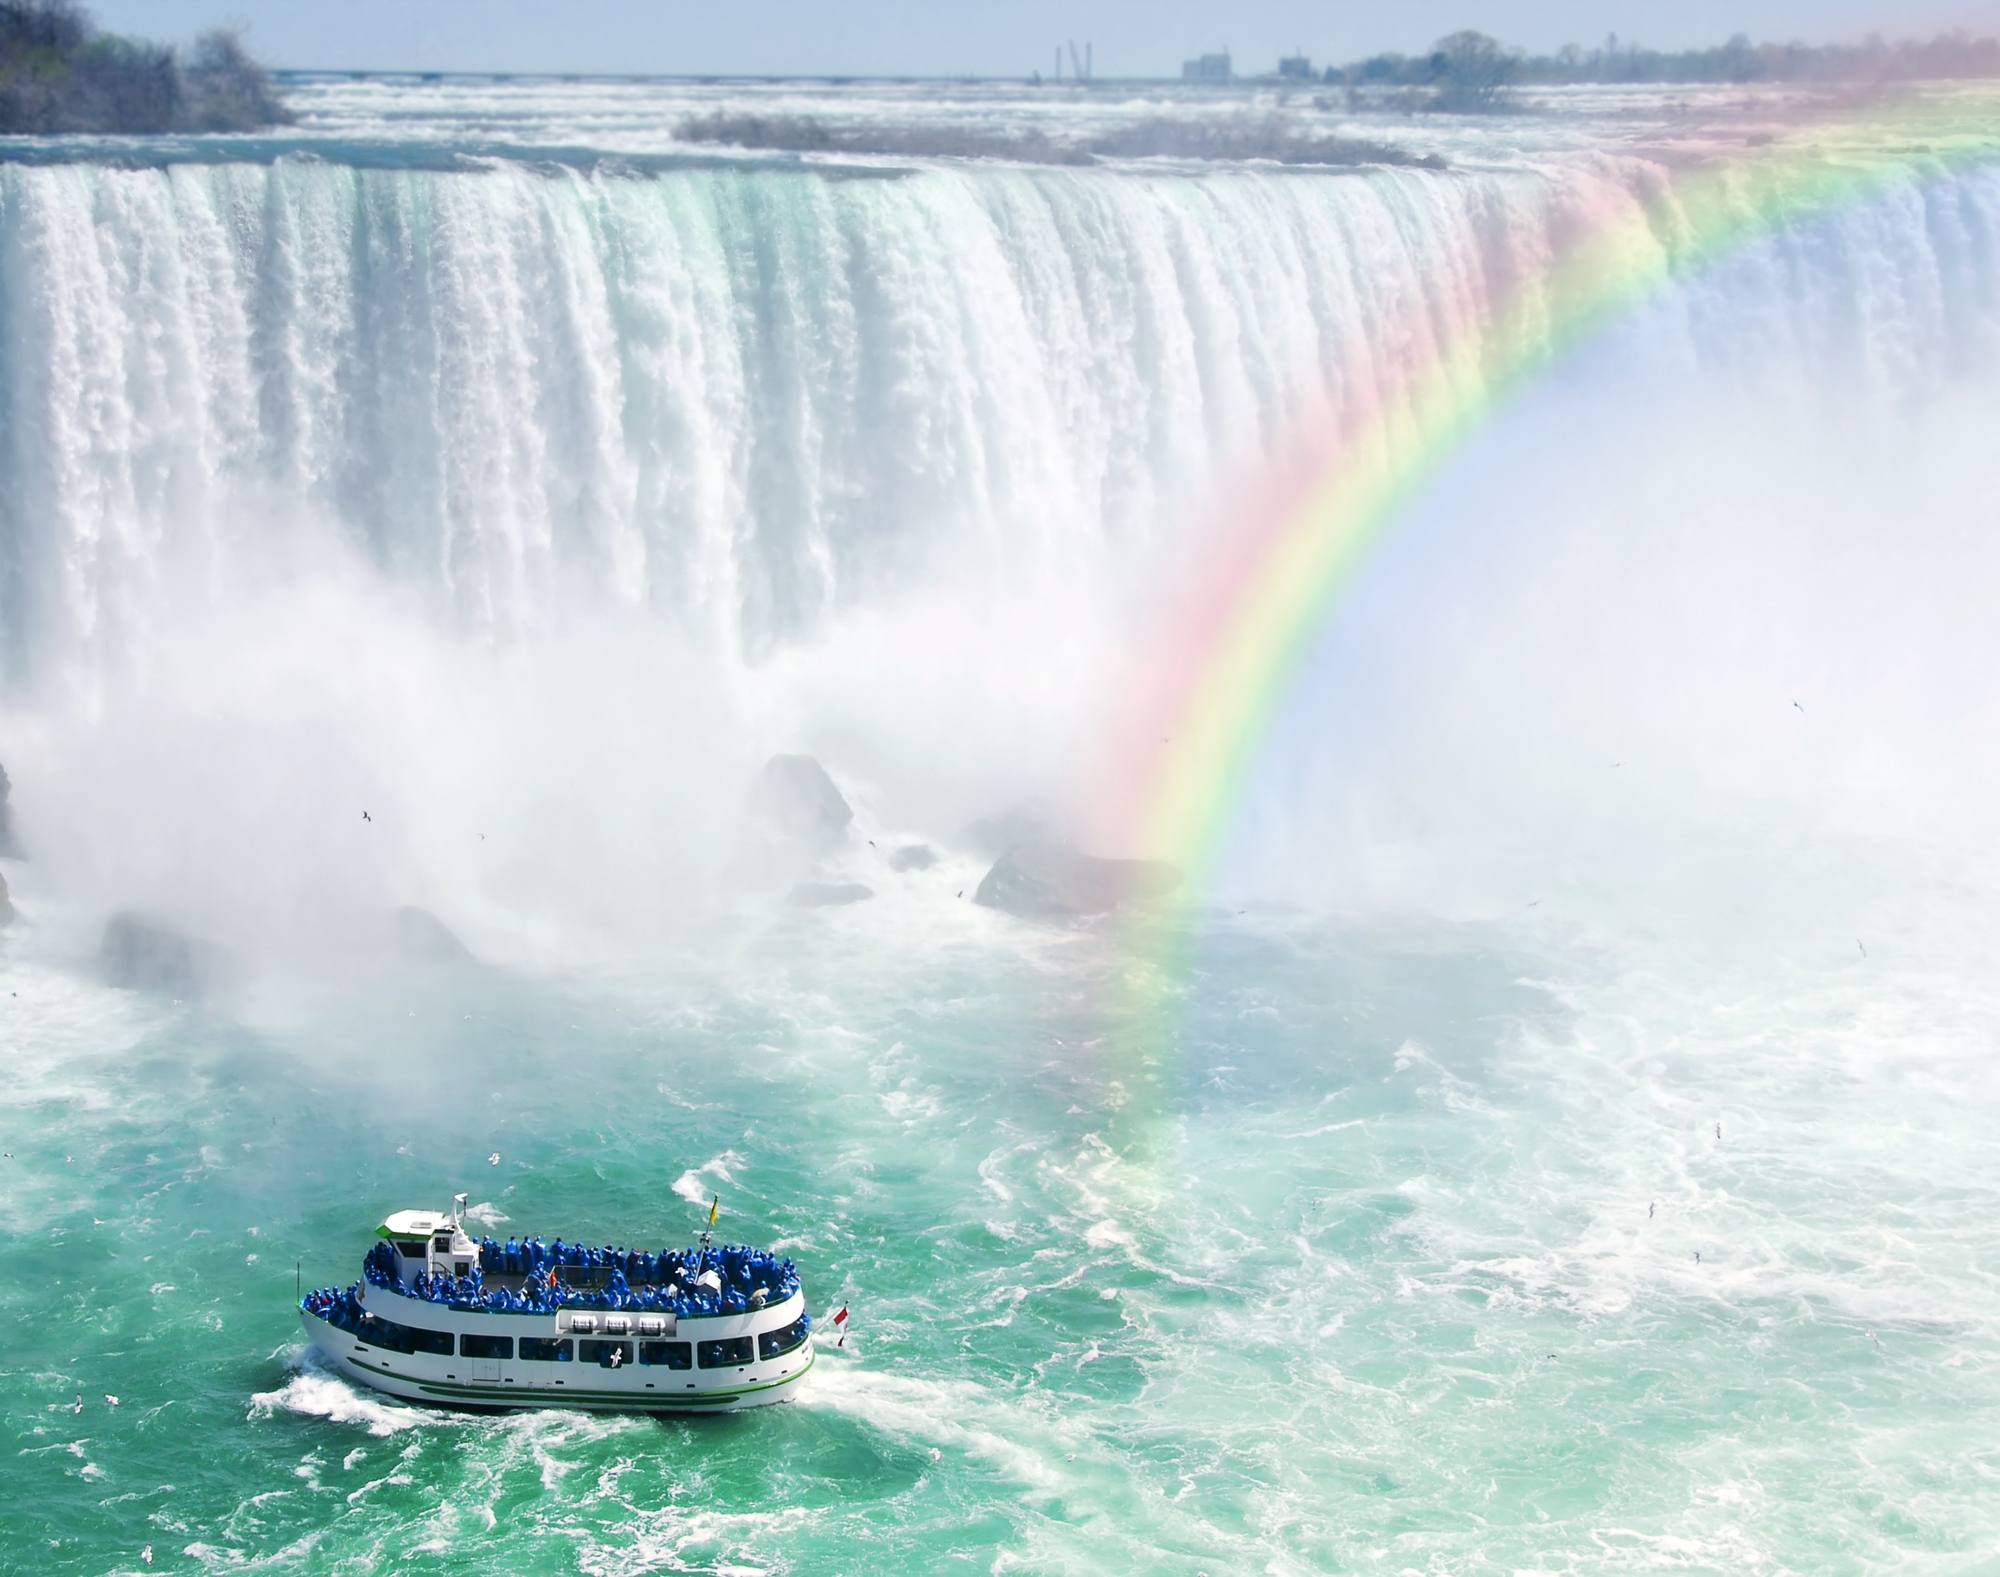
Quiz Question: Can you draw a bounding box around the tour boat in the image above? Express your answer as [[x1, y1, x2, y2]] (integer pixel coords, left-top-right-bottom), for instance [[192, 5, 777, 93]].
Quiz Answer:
[[299, 1195, 813, 1413]]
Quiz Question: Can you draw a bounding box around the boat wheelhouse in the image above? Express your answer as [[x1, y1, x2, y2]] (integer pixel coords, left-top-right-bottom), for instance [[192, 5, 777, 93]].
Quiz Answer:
[[299, 1197, 813, 1413]]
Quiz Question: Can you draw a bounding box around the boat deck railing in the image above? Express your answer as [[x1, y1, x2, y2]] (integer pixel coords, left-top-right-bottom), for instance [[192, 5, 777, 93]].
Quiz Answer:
[[328, 1236, 801, 1319]]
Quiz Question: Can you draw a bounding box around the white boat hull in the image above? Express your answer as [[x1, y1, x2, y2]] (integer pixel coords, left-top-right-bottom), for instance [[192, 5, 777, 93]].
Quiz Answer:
[[300, 1295, 814, 1414]]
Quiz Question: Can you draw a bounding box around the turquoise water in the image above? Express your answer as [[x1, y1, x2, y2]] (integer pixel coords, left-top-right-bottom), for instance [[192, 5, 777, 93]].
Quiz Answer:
[[2, 73, 1998, 1576], [4, 874, 1996, 1573]]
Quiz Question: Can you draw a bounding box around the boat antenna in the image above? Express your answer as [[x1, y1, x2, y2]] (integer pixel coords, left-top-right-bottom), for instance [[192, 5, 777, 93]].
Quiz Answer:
[[453, 1192, 467, 1226]]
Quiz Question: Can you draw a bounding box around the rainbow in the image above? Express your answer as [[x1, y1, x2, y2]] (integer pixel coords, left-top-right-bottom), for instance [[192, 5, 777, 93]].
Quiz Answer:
[[1101, 88, 2000, 930]]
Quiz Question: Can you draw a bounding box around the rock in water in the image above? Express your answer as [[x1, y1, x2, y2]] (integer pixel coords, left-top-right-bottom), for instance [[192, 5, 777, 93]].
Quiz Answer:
[[973, 841, 1178, 919], [788, 881, 873, 908], [887, 843, 937, 872], [0, 760, 20, 858], [753, 755, 853, 852], [100, 912, 221, 995], [392, 906, 479, 966], [0, 870, 12, 927]]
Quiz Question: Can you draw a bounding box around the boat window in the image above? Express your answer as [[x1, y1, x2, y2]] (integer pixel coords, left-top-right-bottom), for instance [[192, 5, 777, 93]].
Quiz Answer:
[[460, 1333, 513, 1360], [697, 1336, 754, 1369], [639, 1341, 691, 1369], [758, 1316, 810, 1361], [396, 1241, 428, 1258], [353, 1312, 452, 1355], [579, 1339, 634, 1367], [519, 1337, 572, 1362]]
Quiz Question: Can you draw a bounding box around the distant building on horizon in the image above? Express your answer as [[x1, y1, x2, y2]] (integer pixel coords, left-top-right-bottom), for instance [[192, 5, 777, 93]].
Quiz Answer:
[[1182, 50, 1231, 82], [1278, 53, 1313, 80]]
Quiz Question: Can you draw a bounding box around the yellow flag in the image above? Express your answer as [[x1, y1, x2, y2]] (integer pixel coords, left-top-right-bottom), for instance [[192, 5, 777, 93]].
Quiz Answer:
[[708, 1195, 720, 1227]]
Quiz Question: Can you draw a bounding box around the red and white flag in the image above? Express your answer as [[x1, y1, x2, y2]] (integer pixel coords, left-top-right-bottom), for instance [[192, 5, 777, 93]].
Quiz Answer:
[[832, 1305, 849, 1346]]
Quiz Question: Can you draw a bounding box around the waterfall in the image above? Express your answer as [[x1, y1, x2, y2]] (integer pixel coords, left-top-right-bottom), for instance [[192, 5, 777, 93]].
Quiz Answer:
[[0, 145, 1995, 947], [4, 154, 1993, 691]]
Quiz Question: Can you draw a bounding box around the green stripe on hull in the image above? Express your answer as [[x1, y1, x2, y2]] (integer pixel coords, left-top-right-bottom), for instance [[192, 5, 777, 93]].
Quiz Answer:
[[338, 1348, 815, 1410]]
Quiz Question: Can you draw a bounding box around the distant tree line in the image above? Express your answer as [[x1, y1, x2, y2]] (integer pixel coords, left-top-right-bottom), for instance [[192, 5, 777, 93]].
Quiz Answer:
[[1331, 28, 2000, 112], [0, 0, 290, 133]]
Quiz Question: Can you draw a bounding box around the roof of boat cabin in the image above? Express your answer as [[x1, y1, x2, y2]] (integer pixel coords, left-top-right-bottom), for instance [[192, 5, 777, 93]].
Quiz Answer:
[[378, 1209, 460, 1238]]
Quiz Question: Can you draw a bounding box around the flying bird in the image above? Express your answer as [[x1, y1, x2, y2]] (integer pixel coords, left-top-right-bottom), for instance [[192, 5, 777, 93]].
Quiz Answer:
[[71, 1394, 82, 1414], [488, 1152, 501, 1166], [104, 1394, 119, 1406], [1715, 1123, 1722, 1140], [1857, 939, 1867, 957], [142, 1546, 153, 1566], [1648, 1201, 1655, 1219], [1792, 700, 1805, 713], [361, 810, 372, 823]]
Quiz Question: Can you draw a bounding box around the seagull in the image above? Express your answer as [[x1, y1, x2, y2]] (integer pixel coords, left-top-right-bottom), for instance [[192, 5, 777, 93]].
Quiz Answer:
[[488, 1152, 501, 1166], [867, 839, 876, 848], [1792, 700, 1805, 713], [71, 1394, 82, 1414], [104, 1394, 119, 1406], [361, 810, 371, 822], [1648, 1201, 1655, 1219], [1857, 939, 1867, 958], [1715, 1123, 1722, 1141], [929, 1447, 942, 1462], [956, 890, 963, 899], [1526, 900, 1540, 908], [477, 832, 485, 842], [142, 1548, 152, 1567], [1694, 1251, 1702, 1264]]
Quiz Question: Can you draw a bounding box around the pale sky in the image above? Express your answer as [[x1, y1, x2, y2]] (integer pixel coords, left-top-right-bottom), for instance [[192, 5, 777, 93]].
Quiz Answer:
[[89, 0, 2000, 77]]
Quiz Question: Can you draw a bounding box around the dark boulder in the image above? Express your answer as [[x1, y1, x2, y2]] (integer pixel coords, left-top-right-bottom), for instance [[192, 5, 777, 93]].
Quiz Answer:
[[100, 912, 222, 995], [887, 843, 937, 872], [788, 881, 873, 908], [752, 755, 853, 852], [0, 760, 20, 858], [392, 906, 479, 967], [973, 841, 1179, 919]]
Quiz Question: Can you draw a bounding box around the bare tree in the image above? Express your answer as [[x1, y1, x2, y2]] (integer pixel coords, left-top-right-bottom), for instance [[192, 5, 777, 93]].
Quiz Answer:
[[1429, 30, 1519, 113]]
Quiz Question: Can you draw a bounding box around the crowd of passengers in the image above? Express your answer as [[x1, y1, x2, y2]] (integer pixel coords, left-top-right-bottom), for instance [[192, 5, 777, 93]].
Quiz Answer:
[[303, 1283, 385, 1342], [301, 1281, 813, 1365], [352, 1236, 801, 1317]]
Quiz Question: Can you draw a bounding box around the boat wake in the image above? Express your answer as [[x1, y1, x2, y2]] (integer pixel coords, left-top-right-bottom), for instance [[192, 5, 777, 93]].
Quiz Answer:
[[248, 1348, 457, 1438]]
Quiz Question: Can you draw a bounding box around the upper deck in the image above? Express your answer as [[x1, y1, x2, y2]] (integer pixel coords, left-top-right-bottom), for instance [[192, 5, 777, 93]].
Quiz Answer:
[[309, 1200, 803, 1323]]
